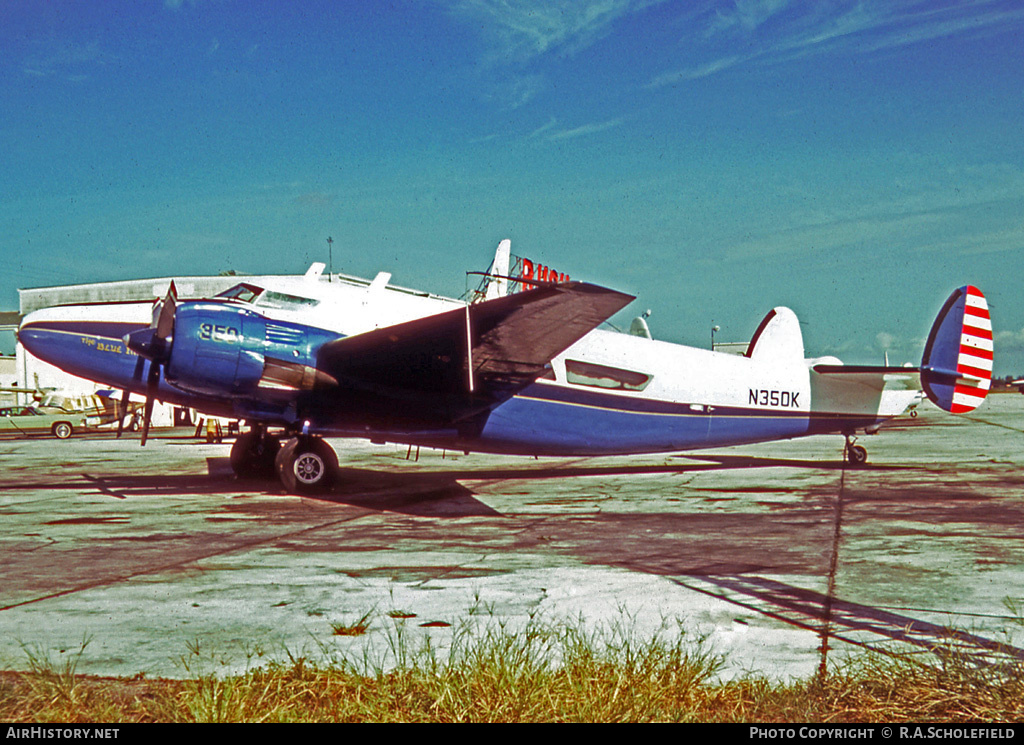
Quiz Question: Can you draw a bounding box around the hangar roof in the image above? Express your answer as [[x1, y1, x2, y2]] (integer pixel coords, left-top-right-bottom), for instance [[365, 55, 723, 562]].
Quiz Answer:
[[19, 273, 301, 314]]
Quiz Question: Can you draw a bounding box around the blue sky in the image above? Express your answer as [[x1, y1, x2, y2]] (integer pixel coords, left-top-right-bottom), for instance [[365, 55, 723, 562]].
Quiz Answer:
[[2, 0, 1023, 374]]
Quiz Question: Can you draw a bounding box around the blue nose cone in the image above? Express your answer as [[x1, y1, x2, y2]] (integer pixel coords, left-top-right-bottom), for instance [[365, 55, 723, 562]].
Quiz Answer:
[[17, 324, 58, 363]]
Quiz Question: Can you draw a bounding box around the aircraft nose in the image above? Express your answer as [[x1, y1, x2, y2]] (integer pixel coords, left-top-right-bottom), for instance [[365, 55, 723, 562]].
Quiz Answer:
[[17, 322, 59, 363]]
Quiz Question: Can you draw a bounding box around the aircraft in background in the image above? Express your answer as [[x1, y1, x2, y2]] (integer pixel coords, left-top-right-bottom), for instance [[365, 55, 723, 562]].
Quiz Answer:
[[17, 242, 992, 492], [0, 385, 145, 430]]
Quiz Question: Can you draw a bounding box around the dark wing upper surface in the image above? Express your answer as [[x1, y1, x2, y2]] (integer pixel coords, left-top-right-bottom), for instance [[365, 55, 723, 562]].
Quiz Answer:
[[315, 282, 633, 419]]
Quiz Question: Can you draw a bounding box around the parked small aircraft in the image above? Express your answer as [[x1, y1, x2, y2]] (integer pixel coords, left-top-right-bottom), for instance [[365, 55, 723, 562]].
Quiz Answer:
[[17, 242, 992, 492]]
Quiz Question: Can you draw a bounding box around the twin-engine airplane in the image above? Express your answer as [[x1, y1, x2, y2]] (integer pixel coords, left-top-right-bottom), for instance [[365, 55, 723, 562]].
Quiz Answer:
[[18, 241, 992, 493]]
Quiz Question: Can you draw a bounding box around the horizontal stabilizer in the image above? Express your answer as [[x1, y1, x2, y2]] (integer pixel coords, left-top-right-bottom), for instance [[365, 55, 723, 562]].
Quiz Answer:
[[813, 365, 919, 375], [810, 364, 921, 397], [921, 285, 992, 413]]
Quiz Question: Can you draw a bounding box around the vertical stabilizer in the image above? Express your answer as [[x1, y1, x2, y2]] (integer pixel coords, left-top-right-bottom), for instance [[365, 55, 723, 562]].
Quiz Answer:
[[746, 307, 805, 363], [921, 285, 992, 413], [484, 239, 511, 300]]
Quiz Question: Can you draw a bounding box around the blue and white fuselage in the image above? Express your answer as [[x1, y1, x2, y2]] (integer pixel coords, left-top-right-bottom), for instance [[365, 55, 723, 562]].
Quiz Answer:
[[18, 260, 937, 460]]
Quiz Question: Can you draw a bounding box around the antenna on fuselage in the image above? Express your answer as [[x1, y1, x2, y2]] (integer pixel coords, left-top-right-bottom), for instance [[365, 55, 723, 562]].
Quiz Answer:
[[326, 236, 334, 282]]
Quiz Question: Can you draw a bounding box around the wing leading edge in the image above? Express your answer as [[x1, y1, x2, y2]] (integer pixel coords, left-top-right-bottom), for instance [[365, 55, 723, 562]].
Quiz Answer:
[[314, 281, 634, 423]]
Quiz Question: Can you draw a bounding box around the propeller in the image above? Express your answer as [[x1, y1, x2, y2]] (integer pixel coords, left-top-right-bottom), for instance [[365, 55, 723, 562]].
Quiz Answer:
[[123, 281, 177, 446]]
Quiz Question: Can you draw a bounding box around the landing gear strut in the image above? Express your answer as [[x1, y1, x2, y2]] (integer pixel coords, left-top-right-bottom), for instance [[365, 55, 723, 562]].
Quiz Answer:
[[844, 434, 867, 467], [230, 427, 281, 480], [275, 436, 339, 494]]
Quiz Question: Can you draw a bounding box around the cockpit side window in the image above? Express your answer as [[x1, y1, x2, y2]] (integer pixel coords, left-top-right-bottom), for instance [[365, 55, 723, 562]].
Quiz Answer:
[[565, 360, 652, 391], [216, 284, 263, 303]]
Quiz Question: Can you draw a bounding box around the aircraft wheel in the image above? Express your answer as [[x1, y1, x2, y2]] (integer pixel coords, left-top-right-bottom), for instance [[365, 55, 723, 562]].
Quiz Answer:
[[52, 422, 73, 439], [847, 444, 868, 466], [230, 432, 281, 480], [276, 437, 338, 494]]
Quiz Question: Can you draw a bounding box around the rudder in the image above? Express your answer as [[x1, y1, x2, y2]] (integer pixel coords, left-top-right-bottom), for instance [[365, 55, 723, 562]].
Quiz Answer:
[[921, 285, 992, 413]]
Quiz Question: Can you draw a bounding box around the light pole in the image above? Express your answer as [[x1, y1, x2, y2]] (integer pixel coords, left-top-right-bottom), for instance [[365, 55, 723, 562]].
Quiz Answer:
[[711, 325, 720, 351]]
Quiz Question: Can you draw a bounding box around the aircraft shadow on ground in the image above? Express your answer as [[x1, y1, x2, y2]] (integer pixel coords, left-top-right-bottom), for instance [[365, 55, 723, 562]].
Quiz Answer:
[[258, 452, 918, 516], [327, 450, 918, 485], [0, 451, 920, 515], [673, 573, 1024, 669]]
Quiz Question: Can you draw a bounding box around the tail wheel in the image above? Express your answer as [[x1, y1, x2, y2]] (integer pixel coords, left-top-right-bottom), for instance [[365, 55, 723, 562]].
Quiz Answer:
[[276, 437, 338, 494], [846, 444, 868, 466], [52, 422, 73, 439]]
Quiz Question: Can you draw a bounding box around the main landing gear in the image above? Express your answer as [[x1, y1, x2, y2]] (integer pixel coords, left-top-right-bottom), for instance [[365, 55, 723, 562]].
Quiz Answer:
[[230, 428, 340, 493], [229, 427, 281, 480], [844, 434, 868, 467], [275, 436, 339, 494]]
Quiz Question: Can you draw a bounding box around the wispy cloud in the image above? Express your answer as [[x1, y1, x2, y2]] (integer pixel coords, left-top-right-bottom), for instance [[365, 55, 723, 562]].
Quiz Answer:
[[704, 0, 793, 36], [526, 116, 625, 141], [647, 54, 748, 86], [547, 117, 625, 141], [649, 0, 1024, 87], [529, 117, 559, 139], [449, 0, 658, 60], [21, 40, 111, 80]]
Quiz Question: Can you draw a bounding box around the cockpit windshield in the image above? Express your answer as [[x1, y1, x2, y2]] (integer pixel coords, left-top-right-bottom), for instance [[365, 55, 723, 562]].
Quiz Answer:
[[216, 283, 263, 303], [215, 283, 320, 310], [256, 290, 320, 310]]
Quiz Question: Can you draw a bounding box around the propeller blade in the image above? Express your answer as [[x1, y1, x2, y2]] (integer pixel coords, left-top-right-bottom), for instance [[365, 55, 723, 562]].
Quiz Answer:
[[129, 282, 178, 362], [140, 360, 161, 447], [155, 282, 177, 342], [140, 396, 154, 446], [118, 357, 146, 439], [116, 395, 126, 438]]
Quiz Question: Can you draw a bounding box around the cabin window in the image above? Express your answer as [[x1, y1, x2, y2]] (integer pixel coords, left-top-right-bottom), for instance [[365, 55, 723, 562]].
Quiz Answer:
[[564, 360, 652, 391]]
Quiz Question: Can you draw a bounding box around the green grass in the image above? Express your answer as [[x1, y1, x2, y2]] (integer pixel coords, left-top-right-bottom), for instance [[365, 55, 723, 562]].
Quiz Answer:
[[330, 611, 373, 637], [2, 616, 1022, 723]]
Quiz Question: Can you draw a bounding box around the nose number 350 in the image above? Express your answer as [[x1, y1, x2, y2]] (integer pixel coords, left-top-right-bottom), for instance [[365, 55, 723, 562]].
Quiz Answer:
[[199, 323, 240, 342]]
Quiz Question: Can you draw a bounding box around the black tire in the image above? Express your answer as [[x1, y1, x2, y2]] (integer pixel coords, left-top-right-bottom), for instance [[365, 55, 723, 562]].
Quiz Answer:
[[275, 437, 338, 494], [847, 444, 868, 466], [230, 432, 281, 480], [52, 422, 73, 439]]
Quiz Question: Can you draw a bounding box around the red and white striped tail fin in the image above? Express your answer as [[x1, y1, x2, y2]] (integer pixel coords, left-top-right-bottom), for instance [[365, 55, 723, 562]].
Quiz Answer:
[[921, 285, 992, 414], [953, 286, 993, 412]]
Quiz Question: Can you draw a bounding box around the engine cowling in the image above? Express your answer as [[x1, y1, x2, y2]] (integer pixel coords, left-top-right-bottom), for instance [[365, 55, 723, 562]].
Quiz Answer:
[[165, 302, 269, 396], [161, 302, 339, 400]]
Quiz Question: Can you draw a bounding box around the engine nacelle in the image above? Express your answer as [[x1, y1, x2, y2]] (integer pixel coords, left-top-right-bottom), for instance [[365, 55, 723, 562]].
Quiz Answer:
[[163, 302, 339, 400], [166, 303, 270, 397]]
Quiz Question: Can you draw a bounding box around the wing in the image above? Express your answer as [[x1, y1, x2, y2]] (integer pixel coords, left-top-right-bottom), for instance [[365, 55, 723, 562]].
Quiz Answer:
[[314, 281, 634, 424]]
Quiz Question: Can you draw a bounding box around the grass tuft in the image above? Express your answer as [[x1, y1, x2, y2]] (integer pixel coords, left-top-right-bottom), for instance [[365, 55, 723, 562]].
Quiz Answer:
[[331, 611, 373, 637], [2, 616, 1022, 723]]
